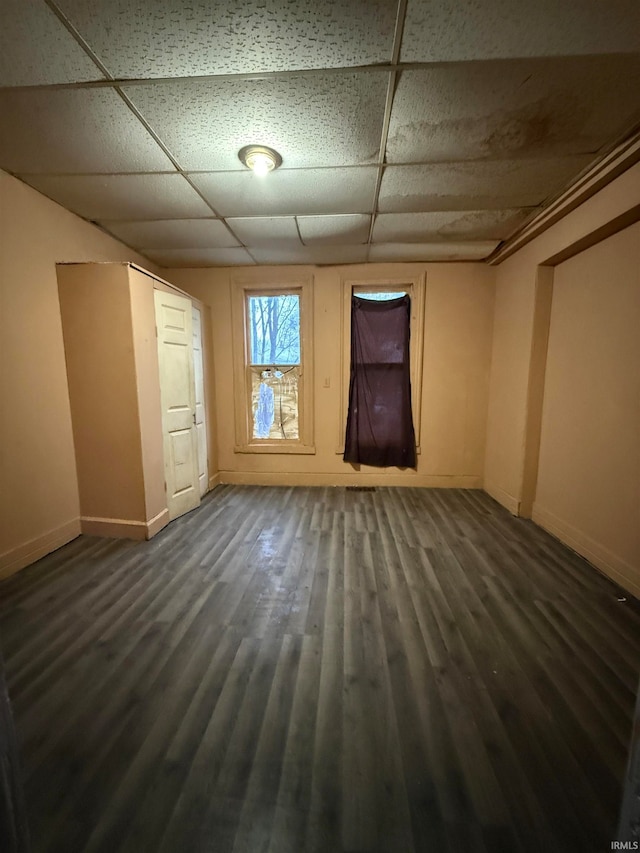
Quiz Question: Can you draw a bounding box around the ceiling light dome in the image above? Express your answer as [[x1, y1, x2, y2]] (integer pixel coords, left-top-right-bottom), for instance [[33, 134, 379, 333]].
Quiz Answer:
[[238, 144, 282, 176]]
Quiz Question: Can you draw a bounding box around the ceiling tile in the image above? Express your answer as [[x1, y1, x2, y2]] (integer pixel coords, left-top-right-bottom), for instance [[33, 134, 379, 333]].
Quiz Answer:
[[386, 57, 640, 164], [191, 168, 378, 217], [124, 73, 388, 171], [297, 214, 371, 245], [250, 245, 369, 265], [54, 0, 398, 77], [23, 174, 212, 220], [1, 0, 633, 264], [401, 0, 640, 62], [369, 243, 499, 262], [98, 219, 239, 249], [0, 88, 173, 174], [0, 0, 104, 86], [225, 217, 301, 247], [141, 247, 255, 267], [372, 209, 535, 243], [378, 158, 594, 213]]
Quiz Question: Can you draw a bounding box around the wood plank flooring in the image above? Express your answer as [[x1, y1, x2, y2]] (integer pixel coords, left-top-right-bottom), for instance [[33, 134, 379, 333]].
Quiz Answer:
[[1, 486, 639, 853]]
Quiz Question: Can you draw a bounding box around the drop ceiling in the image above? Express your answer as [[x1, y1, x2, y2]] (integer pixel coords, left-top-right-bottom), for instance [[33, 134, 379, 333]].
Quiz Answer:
[[1, 0, 639, 267]]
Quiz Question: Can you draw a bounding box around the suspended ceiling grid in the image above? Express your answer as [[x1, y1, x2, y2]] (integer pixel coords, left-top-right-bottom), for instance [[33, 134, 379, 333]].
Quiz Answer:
[[0, 0, 639, 267]]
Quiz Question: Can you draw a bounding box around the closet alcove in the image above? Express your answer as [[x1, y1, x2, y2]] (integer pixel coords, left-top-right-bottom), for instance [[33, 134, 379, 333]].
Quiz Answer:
[[57, 262, 209, 540]]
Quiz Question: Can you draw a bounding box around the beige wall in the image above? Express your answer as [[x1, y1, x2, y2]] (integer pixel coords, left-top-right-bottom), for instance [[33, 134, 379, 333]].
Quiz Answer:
[[533, 224, 640, 597], [168, 262, 495, 487], [484, 162, 640, 596], [57, 264, 170, 539], [58, 264, 147, 523], [0, 171, 158, 577], [482, 255, 537, 512], [485, 161, 640, 514], [200, 301, 219, 482]]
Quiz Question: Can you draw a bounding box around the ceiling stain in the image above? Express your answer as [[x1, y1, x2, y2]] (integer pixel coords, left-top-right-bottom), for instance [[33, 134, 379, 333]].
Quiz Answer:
[[435, 209, 535, 240], [480, 95, 588, 158], [385, 93, 590, 164]]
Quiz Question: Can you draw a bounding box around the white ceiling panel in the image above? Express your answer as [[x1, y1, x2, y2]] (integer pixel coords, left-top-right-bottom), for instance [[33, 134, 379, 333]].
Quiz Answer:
[[226, 217, 301, 247], [0, 0, 104, 86], [401, 0, 640, 62], [191, 168, 378, 217], [55, 0, 398, 77], [369, 242, 499, 262], [24, 174, 212, 220], [142, 247, 256, 267], [0, 88, 173, 174], [125, 73, 388, 171], [250, 244, 369, 265], [99, 219, 239, 249], [297, 214, 371, 245], [372, 209, 535, 243], [386, 57, 640, 164], [378, 157, 594, 213]]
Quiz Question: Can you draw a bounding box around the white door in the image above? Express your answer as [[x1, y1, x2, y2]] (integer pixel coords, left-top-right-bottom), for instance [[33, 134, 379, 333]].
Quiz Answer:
[[192, 306, 208, 497], [154, 289, 200, 520]]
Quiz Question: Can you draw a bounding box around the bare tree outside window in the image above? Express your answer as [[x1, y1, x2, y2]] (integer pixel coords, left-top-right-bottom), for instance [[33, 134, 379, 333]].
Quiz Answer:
[[248, 295, 300, 365], [247, 294, 301, 440]]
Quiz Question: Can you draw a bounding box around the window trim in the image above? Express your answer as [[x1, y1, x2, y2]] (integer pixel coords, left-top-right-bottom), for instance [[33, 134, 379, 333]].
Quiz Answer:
[[338, 274, 425, 455], [231, 275, 314, 454]]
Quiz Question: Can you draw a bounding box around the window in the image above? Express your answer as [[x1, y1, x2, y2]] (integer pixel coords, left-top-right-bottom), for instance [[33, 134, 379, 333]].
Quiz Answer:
[[339, 277, 425, 456], [356, 291, 407, 301], [232, 277, 314, 453], [247, 294, 300, 440]]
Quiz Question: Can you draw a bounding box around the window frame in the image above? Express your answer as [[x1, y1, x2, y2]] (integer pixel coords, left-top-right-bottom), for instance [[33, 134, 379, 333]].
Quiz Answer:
[[338, 275, 425, 455], [231, 275, 314, 454]]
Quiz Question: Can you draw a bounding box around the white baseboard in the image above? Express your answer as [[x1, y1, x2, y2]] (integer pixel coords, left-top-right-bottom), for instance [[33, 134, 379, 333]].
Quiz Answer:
[[0, 518, 81, 580], [532, 503, 640, 599], [484, 481, 521, 516], [81, 511, 169, 541], [218, 471, 483, 489]]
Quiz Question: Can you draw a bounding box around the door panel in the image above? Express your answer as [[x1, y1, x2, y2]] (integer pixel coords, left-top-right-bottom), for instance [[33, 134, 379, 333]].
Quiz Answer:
[[170, 429, 197, 493], [154, 290, 200, 520], [192, 306, 208, 497]]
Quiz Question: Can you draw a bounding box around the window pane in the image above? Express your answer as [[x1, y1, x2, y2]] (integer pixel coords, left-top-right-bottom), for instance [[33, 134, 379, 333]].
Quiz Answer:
[[248, 294, 300, 364], [251, 366, 299, 440], [356, 291, 406, 301]]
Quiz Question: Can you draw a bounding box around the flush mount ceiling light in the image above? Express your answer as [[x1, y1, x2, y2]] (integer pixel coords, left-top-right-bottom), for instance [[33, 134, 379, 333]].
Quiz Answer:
[[238, 144, 282, 176]]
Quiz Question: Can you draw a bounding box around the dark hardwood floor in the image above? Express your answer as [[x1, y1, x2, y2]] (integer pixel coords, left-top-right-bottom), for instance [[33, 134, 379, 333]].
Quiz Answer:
[[1, 486, 639, 853]]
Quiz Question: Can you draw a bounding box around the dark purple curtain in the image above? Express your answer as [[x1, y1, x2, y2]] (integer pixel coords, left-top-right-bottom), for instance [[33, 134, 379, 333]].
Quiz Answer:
[[344, 295, 417, 468]]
